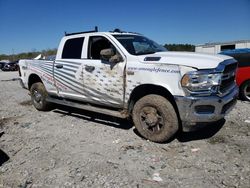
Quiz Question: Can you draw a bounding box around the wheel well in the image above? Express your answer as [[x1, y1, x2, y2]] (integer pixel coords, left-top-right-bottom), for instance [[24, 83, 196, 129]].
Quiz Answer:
[[240, 79, 250, 87], [128, 84, 177, 113], [128, 84, 182, 130], [28, 74, 43, 89], [239, 79, 250, 100]]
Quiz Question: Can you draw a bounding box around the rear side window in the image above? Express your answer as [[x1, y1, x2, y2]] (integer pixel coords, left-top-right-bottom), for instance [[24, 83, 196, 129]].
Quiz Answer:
[[62, 37, 84, 59]]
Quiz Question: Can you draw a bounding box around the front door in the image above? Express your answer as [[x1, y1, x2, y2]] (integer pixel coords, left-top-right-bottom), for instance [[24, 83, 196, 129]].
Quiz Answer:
[[82, 35, 126, 108]]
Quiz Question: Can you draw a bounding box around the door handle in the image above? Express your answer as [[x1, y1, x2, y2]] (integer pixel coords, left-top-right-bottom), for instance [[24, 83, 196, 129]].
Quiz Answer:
[[55, 64, 63, 69], [85, 65, 95, 72]]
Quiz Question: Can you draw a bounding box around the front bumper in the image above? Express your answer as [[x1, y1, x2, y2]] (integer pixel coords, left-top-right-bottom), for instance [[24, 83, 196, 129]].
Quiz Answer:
[[175, 86, 238, 131]]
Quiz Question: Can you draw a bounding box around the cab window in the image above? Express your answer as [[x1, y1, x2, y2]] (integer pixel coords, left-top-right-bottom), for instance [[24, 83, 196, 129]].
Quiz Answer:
[[88, 36, 115, 59], [233, 53, 250, 67], [62, 37, 84, 59]]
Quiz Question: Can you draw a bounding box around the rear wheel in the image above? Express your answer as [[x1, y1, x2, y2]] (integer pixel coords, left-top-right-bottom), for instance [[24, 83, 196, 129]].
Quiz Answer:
[[30, 82, 50, 111], [132, 94, 179, 143], [239, 80, 250, 101]]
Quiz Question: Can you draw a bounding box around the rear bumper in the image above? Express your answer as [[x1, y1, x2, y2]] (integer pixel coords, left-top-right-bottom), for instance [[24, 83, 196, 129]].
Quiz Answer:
[[175, 86, 238, 131]]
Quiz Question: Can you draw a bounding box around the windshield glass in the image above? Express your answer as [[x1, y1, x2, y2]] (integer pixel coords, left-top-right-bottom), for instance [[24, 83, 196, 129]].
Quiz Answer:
[[113, 35, 167, 55]]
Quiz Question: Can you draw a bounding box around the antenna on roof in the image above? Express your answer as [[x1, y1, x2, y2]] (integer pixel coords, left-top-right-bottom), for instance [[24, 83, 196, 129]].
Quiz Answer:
[[113, 28, 122, 32], [111, 28, 142, 35], [95, 26, 98, 32]]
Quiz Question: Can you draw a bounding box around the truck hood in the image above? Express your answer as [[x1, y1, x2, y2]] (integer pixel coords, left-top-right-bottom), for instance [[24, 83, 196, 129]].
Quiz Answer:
[[138, 51, 233, 69]]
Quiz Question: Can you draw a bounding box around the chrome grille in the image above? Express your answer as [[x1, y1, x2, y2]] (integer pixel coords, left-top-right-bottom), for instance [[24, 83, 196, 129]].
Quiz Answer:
[[219, 62, 237, 94]]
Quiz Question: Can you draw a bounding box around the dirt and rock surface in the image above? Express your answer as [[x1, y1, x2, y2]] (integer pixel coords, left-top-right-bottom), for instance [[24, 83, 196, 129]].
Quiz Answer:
[[0, 71, 250, 188]]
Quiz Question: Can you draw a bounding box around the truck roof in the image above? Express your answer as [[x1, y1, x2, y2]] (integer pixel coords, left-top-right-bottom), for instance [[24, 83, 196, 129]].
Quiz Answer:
[[64, 28, 140, 37]]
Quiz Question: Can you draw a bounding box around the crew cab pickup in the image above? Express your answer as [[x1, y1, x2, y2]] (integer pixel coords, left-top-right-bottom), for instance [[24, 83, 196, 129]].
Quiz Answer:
[[19, 28, 238, 142]]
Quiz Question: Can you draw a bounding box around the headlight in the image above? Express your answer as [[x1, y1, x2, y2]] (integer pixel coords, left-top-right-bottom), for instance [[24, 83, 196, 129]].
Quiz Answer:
[[181, 71, 222, 93]]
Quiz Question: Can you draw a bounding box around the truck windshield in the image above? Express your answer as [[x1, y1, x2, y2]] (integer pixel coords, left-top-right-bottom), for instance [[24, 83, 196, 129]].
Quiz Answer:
[[113, 35, 167, 55]]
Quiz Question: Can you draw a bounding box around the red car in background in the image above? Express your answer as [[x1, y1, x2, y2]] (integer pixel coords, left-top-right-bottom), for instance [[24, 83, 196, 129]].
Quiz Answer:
[[221, 49, 250, 101]]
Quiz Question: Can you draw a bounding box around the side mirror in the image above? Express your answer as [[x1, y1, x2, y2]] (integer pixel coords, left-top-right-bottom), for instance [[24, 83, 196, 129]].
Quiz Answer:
[[109, 54, 123, 64], [100, 48, 115, 61], [100, 48, 123, 63]]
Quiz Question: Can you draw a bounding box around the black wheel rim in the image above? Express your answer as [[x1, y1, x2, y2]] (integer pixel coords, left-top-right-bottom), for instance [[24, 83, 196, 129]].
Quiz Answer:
[[243, 83, 250, 101], [139, 106, 164, 133], [33, 89, 42, 105]]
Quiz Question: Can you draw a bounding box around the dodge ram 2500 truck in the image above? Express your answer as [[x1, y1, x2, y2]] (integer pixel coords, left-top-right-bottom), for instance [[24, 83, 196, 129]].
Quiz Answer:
[[19, 28, 238, 143]]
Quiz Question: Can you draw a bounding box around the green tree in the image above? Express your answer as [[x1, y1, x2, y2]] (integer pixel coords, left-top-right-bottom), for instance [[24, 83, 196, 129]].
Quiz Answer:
[[0, 48, 57, 62]]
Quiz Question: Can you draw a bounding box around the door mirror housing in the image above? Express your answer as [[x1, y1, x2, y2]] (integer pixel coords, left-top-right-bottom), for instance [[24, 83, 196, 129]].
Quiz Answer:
[[100, 48, 115, 61], [100, 48, 123, 63]]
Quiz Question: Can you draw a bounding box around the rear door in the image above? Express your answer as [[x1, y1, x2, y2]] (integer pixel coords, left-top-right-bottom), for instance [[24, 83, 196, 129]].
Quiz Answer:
[[81, 35, 126, 108], [53, 36, 87, 100]]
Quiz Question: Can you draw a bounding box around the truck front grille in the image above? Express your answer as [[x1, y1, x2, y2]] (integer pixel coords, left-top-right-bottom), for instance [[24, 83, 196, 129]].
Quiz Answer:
[[219, 62, 237, 94]]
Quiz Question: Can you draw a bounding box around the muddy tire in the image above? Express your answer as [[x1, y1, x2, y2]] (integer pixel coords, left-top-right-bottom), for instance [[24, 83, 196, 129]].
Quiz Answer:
[[239, 80, 250, 101], [30, 82, 50, 111], [132, 94, 179, 143]]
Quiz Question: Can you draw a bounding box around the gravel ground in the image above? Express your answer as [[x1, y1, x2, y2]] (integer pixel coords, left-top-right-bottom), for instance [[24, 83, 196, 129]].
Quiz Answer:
[[0, 71, 250, 188]]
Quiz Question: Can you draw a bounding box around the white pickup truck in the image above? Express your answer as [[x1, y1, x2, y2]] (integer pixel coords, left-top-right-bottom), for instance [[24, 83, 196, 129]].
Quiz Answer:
[[19, 28, 238, 142]]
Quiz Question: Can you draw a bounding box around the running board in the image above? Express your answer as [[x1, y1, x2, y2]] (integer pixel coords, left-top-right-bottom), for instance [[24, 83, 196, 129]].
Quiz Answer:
[[46, 97, 128, 119]]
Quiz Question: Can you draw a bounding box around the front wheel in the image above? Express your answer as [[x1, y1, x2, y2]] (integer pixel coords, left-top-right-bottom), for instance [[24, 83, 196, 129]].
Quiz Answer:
[[30, 82, 50, 111], [132, 94, 179, 143], [239, 80, 250, 101]]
